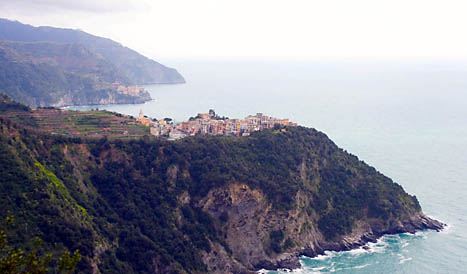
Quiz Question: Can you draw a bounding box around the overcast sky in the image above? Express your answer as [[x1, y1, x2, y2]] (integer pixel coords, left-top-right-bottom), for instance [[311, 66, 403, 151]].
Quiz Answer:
[[1, 0, 467, 59]]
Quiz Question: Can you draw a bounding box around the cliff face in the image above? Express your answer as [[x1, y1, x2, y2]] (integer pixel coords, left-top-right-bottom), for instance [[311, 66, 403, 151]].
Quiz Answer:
[[198, 183, 443, 273], [0, 109, 443, 274]]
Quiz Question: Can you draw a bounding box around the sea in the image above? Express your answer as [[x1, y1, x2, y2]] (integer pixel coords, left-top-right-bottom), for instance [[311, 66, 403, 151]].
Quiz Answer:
[[69, 58, 467, 273]]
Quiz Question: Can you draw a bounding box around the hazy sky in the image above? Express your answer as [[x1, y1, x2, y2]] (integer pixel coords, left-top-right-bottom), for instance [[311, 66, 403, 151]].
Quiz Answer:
[[1, 0, 467, 59]]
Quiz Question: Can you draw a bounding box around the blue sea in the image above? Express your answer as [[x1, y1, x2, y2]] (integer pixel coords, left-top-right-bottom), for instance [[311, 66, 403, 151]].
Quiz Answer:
[[70, 58, 467, 273]]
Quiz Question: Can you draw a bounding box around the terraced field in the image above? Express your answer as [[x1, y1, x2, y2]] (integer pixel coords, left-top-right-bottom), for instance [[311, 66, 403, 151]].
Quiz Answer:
[[0, 108, 149, 139]]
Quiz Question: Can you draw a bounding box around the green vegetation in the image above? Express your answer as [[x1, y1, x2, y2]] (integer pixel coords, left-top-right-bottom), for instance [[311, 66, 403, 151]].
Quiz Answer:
[[0, 40, 151, 107], [0, 95, 149, 139], [0, 217, 81, 274], [0, 18, 185, 88], [0, 94, 30, 113], [269, 230, 285, 253], [0, 100, 423, 273], [0, 18, 185, 107]]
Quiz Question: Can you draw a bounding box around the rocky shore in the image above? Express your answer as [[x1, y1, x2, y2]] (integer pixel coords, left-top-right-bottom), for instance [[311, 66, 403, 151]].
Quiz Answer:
[[276, 214, 445, 271], [198, 184, 445, 274], [49, 88, 152, 108]]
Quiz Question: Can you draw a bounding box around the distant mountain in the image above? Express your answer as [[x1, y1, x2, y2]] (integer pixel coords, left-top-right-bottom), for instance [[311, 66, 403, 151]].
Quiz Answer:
[[0, 18, 185, 85], [0, 18, 184, 107], [0, 40, 151, 107], [1, 40, 130, 84]]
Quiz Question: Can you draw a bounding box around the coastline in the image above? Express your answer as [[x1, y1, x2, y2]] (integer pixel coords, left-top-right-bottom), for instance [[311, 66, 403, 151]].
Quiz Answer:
[[59, 98, 155, 109], [258, 232, 421, 273], [258, 214, 445, 272], [57, 81, 186, 109]]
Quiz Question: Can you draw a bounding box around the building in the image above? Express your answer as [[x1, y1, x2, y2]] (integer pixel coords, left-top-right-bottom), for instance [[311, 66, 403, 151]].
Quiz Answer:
[[137, 109, 151, 126], [147, 110, 298, 139]]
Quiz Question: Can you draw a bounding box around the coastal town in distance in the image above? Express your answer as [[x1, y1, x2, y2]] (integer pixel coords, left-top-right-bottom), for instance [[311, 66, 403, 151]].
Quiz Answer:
[[138, 109, 298, 140]]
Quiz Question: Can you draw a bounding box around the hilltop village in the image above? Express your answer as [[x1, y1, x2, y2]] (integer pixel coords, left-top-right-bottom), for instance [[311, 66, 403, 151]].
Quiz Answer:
[[138, 109, 298, 140]]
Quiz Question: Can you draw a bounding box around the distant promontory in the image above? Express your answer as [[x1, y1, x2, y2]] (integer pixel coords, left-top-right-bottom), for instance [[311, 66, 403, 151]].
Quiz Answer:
[[0, 18, 185, 107]]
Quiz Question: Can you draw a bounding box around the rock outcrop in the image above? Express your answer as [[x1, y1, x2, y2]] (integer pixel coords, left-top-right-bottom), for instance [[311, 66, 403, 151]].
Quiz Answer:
[[198, 183, 444, 273]]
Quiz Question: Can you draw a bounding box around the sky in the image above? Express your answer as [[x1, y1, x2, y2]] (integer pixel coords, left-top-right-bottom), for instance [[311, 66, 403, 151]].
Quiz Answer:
[[1, 0, 467, 59]]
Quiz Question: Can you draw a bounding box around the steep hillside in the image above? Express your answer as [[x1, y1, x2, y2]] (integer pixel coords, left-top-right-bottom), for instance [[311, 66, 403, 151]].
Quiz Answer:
[[1, 40, 130, 84], [0, 18, 185, 85], [0, 41, 151, 107], [0, 103, 443, 273]]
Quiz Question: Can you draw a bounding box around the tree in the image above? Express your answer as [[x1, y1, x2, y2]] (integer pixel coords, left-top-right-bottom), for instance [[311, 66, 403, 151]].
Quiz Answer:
[[0, 217, 81, 274], [58, 250, 82, 274]]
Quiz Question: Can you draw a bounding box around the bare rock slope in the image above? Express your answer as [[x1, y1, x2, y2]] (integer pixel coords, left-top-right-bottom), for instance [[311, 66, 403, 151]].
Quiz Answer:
[[198, 183, 443, 273]]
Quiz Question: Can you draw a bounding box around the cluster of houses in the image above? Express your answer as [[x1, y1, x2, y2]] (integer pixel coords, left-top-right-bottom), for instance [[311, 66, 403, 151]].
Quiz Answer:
[[112, 82, 146, 96], [138, 109, 298, 140]]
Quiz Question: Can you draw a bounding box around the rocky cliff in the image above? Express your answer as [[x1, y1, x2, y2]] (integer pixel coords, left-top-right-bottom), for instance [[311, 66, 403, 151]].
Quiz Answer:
[[0, 104, 443, 273], [199, 183, 443, 273]]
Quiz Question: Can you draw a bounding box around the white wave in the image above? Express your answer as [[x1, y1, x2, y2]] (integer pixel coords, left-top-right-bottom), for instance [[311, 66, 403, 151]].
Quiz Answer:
[[365, 237, 388, 253], [310, 266, 326, 271], [264, 266, 322, 274], [401, 231, 424, 238], [297, 230, 427, 273], [426, 215, 450, 231], [303, 236, 388, 267], [347, 246, 367, 255], [399, 257, 413, 264], [279, 268, 310, 273], [310, 250, 335, 261], [440, 222, 453, 234], [353, 263, 370, 269]]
